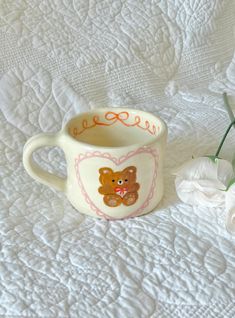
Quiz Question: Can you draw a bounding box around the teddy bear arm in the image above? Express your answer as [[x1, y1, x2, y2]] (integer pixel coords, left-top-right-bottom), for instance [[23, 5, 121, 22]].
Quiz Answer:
[[128, 182, 140, 192], [98, 184, 115, 195]]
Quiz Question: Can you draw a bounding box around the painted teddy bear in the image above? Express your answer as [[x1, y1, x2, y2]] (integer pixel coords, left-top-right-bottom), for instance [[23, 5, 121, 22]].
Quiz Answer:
[[98, 166, 140, 207]]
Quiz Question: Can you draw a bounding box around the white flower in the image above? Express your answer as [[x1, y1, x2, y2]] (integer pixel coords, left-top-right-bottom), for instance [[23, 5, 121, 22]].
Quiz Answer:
[[174, 157, 234, 207], [225, 182, 235, 233]]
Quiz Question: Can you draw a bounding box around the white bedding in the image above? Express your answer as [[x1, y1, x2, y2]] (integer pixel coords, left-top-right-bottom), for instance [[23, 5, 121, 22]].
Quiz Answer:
[[1, 1, 235, 317]]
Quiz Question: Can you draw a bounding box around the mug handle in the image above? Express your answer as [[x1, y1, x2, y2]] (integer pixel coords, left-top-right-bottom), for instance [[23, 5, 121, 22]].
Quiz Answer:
[[23, 133, 66, 192]]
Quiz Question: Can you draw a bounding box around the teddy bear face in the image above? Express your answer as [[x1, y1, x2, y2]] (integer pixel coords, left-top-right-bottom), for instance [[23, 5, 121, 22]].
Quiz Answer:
[[98, 166, 140, 207]]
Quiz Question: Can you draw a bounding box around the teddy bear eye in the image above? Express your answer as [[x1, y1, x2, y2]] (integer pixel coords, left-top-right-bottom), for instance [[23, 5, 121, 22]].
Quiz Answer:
[[125, 179, 128, 182], [112, 179, 115, 182]]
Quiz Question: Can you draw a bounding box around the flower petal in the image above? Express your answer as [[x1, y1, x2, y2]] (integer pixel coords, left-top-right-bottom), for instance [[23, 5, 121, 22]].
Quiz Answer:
[[173, 157, 215, 180], [216, 159, 234, 188], [174, 157, 233, 188], [174, 157, 219, 180], [174, 157, 234, 209], [175, 177, 225, 207], [225, 183, 235, 234]]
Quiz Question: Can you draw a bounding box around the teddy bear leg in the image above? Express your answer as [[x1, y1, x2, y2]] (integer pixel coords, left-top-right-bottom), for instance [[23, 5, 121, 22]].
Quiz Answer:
[[123, 192, 138, 206], [104, 194, 122, 207]]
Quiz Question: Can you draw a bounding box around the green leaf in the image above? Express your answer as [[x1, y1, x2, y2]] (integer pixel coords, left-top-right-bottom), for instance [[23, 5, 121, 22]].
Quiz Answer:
[[226, 177, 235, 191]]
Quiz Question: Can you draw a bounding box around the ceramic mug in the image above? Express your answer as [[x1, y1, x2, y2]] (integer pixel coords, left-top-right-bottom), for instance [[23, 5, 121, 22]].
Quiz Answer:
[[23, 108, 167, 219]]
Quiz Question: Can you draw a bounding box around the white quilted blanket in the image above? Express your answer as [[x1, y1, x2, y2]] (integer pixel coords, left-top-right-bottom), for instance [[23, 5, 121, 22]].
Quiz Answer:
[[1, 1, 235, 317]]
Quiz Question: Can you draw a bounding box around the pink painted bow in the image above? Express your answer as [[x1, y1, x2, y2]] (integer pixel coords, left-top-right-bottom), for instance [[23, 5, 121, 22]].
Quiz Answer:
[[115, 187, 128, 197]]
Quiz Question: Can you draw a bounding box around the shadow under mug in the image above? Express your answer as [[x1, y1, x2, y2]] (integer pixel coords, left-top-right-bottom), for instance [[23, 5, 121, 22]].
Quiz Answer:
[[23, 108, 167, 220]]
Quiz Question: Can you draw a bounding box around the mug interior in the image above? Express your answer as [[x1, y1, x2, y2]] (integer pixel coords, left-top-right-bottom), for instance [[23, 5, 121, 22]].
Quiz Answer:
[[67, 109, 164, 147]]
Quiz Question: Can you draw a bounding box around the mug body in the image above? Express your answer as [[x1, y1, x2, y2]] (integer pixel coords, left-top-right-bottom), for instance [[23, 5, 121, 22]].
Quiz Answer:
[[59, 108, 167, 219]]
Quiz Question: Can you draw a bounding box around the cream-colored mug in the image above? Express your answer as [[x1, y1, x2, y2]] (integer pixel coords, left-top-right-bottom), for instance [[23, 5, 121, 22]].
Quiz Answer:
[[23, 108, 167, 220]]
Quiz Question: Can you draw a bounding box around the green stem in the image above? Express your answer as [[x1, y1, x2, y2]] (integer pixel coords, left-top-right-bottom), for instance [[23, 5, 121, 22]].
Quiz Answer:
[[215, 118, 235, 157], [223, 92, 235, 126]]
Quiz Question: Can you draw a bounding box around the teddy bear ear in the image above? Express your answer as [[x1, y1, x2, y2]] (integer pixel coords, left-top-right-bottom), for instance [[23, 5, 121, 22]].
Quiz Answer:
[[124, 166, 136, 174], [99, 167, 113, 175]]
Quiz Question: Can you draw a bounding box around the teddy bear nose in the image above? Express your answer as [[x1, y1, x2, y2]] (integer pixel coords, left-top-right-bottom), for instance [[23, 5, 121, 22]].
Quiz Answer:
[[118, 180, 123, 185]]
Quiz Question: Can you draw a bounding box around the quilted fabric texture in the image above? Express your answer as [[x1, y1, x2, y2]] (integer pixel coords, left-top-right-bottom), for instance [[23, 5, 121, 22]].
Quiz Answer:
[[1, 1, 235, 317]]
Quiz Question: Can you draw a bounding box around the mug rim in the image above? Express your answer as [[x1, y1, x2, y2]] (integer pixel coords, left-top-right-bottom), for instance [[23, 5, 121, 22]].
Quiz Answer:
[[62, 107, 167, 150]]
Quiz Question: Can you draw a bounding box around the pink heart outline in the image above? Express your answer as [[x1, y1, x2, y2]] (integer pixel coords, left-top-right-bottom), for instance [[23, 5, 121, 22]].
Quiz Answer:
[[74, 147, 158, 220]]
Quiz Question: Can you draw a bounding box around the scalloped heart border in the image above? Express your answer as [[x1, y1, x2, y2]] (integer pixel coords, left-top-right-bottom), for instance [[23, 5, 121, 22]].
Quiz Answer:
[[75, 147, 158, 220]]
